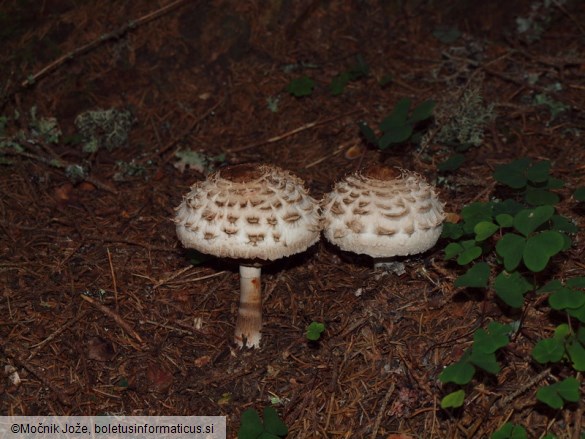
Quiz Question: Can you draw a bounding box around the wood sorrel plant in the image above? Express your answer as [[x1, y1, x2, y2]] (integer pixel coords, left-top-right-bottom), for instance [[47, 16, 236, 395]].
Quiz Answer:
[[438, 158, 582, 433]]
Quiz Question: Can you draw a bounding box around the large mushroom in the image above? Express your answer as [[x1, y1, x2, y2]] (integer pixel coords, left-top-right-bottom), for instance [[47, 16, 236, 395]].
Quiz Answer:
[[322, 165, 445, 268], [175, 164, 321, 348]]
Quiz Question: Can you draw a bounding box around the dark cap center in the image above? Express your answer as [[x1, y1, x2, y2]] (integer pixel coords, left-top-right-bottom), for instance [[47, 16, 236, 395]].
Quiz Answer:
[[362, 165, 400, 181], [219, 164, 265, 183]]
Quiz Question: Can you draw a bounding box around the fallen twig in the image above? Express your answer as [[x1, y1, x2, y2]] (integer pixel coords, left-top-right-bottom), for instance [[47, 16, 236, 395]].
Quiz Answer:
[[27, 311, 89, 361], [106, 248, 119, 312], [80, 294, 143, 344], [370, 382, 395, 439], [227, 110, 362, 153], [21, 0, 190, 89], [3, 148, 119, 194]]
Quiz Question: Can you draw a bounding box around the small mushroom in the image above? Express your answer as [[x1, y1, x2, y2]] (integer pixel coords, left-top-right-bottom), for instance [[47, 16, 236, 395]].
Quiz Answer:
[[322, 165, 445, 268], [175, 164, 321, 348]]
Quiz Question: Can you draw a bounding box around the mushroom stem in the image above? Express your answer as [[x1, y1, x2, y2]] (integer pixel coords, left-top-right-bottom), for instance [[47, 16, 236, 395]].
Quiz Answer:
[[234, 264, 262, 348]]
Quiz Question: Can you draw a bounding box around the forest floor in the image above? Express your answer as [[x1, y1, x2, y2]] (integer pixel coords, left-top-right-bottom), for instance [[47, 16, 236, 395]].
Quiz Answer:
[[1, 0, 584, 438]]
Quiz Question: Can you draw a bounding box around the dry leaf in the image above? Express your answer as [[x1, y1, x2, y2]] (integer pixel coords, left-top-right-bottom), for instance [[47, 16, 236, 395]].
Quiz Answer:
[[146, 363, 173, 393], [87, 336, 115, 362], [194, 355, 211, 368]]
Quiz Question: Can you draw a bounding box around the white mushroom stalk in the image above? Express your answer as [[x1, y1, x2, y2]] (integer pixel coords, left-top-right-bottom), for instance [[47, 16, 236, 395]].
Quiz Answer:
[[175, 164, 321, 348], [322, 165, 445, 267]]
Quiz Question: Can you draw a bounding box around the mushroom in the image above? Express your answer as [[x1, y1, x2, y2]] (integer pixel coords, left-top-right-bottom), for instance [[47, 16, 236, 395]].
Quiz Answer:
[[322, 165, 445, 268], [175, 163, 321, 348]]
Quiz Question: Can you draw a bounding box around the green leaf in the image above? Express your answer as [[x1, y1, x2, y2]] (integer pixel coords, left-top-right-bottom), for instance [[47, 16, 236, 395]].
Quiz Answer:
[[551, 215, 579, 233], [439, 352, 475, 384], [523, 230, 565, 272], [567, 277, 585, 288], [438, 154, 465, 172], [549, 287, 585, 310], [491, 422, 527, 439], [441, 222, 464, 240], [410, 99, 435, 122], [432, 26, 461, 44], [349, 54, 369, 78], [329, 72, 351, 96], [532, 338, 565, 364], [546, 177, 564, 189], [538, 279, 564, 294], [493, 158, 531, 189], [461, 202, 494, 233], [473, 322, 512, 354], [536, 385, 564, 409], [470, 350, 500, 374], [440, 389, 465, 408], [553, 323, 571, 341], [474, 221, 499, 242], [306, 322, 325, 341], [536, 377, 580, 409], [454, 262, 490, 288], [378, 123, 413, 148], [578, 327, 585, 344], [380, 98, 410, 131], [566, 339, 585, 371], [513, 205, 555, 237], [525, 188, 560, 206], [263, 406, 288, 436], [556, 377, 581, 402], [444, 242, 464, 260], [574, 187, 585, 201], [568, 305, 585, 324], [456, 241, 482, 265], [526, 160, 551, 183], [286, 76, 314, 97], [495, 214, 514, 228], [494, 271, 532, 308], [238, 409, 264, 439], [357, 121, 379, 146], [493, 199, 525, 217], [496, 233, 526, 272]]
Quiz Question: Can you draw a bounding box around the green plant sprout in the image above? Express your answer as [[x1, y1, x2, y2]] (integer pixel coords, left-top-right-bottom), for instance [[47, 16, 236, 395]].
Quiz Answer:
[[305, 322, 325, 341], [358, 98, 435, 149], [535, 377, 580, 409], [439, 321, 512, 408], [574, 187, 585, 202], [439, 157, 582, 430], [238, 406, 288, 439], [491, 422, 527, 439], [493, 158, 565, 206], [329, 54, 369, 96], [286, 76, 314, 97], [432, 25, 461, 44]]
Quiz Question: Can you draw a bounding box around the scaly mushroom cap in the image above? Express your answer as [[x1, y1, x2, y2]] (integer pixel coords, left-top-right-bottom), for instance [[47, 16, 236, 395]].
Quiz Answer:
[[322, 165, 445, 258], [175, 164, 322, 260]]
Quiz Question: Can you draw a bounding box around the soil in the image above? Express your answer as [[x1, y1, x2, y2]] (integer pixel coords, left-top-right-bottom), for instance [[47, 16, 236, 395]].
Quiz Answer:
[[1, 0, 585, 438]]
